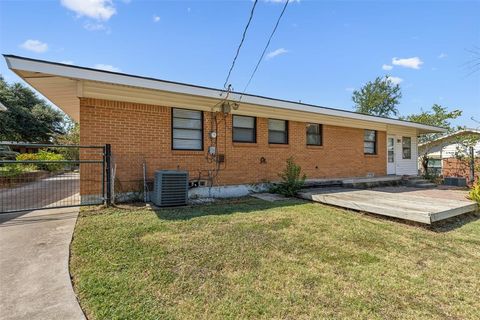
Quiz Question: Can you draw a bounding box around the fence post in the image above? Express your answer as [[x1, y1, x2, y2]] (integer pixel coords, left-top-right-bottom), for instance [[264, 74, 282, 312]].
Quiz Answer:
[[105, 144, 112, 206], [470, 146, 475, 184]]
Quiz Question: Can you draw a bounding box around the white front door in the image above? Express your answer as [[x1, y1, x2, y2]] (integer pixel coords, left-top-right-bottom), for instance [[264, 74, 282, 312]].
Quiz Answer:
[[387, 135, 396, 175]]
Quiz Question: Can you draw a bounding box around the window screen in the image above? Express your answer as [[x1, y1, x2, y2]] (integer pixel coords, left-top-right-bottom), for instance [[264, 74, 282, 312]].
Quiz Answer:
[[364, 130, 377, 154], [268, 119, 288, 144], [233, 115, 256, 143], [306, 123, 322, 145], [402, 137, 412, 159], [172, 108, 203, 150]]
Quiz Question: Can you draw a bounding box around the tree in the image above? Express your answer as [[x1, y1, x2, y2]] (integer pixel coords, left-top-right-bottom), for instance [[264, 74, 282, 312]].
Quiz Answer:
[[464, 46, 480, 76], [402, 104, 462, 177], [352, 76, 402, 118], [55, 118, 80, 160], [0, 76, 66, 143]]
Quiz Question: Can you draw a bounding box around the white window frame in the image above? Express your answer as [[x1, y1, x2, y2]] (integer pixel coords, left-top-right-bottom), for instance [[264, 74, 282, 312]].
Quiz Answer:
[[172, 108, 203, 150]]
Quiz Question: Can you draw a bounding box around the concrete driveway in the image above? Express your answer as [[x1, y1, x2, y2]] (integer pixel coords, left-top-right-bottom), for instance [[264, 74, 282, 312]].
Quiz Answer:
[[0, 207, 85, 320], [0, 172, 80, 213]]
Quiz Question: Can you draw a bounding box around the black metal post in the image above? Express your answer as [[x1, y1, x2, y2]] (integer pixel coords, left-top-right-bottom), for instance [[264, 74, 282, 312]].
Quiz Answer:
[[105, 144, 112, 206], [470, 146, 475, 184]]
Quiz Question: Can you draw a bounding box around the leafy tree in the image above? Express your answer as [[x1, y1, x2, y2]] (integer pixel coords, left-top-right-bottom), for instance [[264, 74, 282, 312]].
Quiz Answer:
[[352, 76, 402, 118], [0, 76, 66, 142], [55, 118, 80, 160], [402, 104, 462, 177]]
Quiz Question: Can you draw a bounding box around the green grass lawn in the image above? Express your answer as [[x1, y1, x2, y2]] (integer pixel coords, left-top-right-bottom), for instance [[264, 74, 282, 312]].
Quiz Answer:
[[70, 198, 480, 320]]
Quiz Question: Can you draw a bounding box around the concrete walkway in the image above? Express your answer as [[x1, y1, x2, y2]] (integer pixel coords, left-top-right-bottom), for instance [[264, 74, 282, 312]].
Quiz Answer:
[[0, 207, 85, 320]]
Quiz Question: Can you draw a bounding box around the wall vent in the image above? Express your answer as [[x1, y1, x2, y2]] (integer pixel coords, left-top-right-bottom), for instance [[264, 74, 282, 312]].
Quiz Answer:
[[152, 170, 188, 207]]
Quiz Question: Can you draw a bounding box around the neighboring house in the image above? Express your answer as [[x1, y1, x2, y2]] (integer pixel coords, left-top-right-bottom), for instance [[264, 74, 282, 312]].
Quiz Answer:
[[419, 129, 480, 182], [4, 55, 445, 198], [0, 101, 7, 111], [0, 141, 41, 154]]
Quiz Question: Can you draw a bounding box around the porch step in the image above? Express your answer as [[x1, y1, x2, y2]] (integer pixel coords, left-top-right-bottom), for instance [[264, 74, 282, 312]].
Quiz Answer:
[[403, 176, 438, 188], [406, 178, 430, 186], [414, 182, 437, 189]]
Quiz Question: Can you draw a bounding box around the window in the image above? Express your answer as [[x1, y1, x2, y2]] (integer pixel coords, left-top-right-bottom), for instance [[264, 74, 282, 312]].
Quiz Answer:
[[402, 137, 412, 159], [364, 130, 377, 154], [427, 158, 441, 176], [172, 108, 203, 150], [268, 119, 288, 144], [233, 115, 256, 143], [427, 158, 441, 168], [387, 137, 395, 163], [306, 123, 322, 146]]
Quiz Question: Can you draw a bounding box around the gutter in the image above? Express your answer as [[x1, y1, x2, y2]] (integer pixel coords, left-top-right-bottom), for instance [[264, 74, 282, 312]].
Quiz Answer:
[[3, 54, 447, 133]]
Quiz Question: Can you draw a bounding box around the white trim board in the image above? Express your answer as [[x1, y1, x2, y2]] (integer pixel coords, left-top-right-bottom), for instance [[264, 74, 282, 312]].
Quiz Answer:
[[4, 55, 446, 133]]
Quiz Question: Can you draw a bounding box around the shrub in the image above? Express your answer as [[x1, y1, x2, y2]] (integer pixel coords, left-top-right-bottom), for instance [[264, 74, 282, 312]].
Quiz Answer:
[[271, 157, 306, 197], [0, 164, 23, 177], [0, 164, 37, 177], [16, 153, 38, 161], [16, 151, 65, 172], [468, 181, 480, 205]]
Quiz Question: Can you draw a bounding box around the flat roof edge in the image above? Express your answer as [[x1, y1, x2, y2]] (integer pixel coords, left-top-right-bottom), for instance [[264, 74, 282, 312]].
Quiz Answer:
[[3, 54, 447, 133]]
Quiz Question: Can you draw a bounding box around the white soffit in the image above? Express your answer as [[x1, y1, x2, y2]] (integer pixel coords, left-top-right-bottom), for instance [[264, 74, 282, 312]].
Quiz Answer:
[[4, 55, 446, 133]]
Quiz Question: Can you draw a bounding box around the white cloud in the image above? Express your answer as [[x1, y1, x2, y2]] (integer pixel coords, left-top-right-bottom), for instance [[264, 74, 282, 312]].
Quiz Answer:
[[345, 87, 355, 92], [386, 76, 403, 85], [83, 22, 107, 31], [266, 48, 288, 60], [20, 39, 48, 53], [153, 15, 160, 22], [382, 64, 393, 71], [392, 57, 423, 69], [438, 53, 448, 59], [60, 60, 74, 65], [94, 64, 121, 72], [61, 0, 116, 21]]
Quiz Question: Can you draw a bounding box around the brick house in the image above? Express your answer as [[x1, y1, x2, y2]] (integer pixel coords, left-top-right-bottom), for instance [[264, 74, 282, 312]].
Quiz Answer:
[[419, 129, 480, 184], [4, 55, 446, 198]]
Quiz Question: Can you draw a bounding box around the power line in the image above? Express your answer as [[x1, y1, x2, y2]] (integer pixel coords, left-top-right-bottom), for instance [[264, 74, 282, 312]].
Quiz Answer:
[[239, 0, 289, 101], [222, 0, 259, 90]]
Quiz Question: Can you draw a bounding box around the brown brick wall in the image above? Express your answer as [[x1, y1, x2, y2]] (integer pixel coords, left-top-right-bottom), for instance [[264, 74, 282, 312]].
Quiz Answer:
[[442, 158, 480, 184], [79, 98, 386, 194]]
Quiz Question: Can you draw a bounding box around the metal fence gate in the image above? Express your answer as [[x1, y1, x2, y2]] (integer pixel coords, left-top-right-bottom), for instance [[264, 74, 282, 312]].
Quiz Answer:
[[0, 143, 111, 214]]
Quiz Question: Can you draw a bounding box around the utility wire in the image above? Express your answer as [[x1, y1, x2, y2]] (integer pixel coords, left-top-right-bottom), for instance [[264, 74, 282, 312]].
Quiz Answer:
[[239, 0, 289, 101], [222, 0, 259, 90]]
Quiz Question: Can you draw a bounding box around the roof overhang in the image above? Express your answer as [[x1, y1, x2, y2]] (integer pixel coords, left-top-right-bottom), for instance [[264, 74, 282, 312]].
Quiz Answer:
[[419, 129, 480, 149], [4, 54, 447, 134]]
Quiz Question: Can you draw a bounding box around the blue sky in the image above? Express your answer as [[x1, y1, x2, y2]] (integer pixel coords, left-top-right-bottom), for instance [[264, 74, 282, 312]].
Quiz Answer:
[[0, 0, 479, 127]]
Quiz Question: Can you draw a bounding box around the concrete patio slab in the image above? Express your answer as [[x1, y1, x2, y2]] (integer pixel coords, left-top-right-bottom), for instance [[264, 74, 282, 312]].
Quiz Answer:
[[251, 193, 287, 202], [299, 187, 477, 224], [0, 207, 85, 320]]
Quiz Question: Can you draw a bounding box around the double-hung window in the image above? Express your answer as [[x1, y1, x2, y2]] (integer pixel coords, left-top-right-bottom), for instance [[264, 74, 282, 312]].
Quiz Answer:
[[172, 108, 203, 150], [402, 137, 412, 159], [364, 130, 377, 154], [306, 123, 322, 146], [233, 115, 256, 143], [268, 119, 288, 144]]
